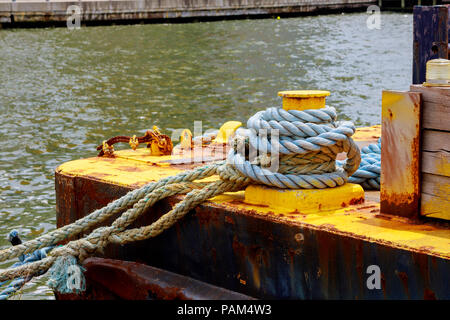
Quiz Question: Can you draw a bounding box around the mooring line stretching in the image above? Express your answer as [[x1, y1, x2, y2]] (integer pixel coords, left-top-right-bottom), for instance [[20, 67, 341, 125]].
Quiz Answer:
[[0, 175, 247, 289], [0, 105, 367, 295], [0, 163, 219, 263]]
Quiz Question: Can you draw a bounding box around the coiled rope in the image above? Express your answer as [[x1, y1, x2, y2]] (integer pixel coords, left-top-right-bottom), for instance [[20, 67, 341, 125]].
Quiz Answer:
[[341, 138, 381, 190], [0, 105, 363, 296]]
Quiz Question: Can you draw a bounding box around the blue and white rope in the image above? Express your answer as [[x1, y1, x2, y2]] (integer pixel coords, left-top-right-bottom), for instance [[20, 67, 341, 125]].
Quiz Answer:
[[227, 106, 361, 189]]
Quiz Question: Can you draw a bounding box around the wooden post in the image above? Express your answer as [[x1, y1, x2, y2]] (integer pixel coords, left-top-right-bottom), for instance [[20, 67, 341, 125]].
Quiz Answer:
[[412, 5, 449, 84]]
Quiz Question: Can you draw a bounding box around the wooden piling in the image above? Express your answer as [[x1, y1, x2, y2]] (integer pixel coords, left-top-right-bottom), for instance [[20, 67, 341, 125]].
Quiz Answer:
[[412, 5, 449, 84]]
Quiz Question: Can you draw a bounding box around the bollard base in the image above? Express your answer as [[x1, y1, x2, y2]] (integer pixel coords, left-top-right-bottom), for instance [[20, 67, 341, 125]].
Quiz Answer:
[[244, 183, 365, 214]]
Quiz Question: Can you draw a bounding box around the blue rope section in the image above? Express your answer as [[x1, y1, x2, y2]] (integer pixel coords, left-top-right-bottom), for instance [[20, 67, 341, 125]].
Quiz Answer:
[[0, 230, 54, 300], [338, 138, 381, 190]]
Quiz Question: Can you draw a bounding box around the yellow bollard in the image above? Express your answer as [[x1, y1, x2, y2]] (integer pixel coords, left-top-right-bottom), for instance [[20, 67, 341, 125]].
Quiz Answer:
[[212, 121, 242, 144], [277, 90, 330, 110], [244, 90, 365, 214]]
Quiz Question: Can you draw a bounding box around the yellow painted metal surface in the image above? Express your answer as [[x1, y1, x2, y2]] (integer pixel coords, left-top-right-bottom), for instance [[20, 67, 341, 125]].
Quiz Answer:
[[245, 183, 364, 213], [212, 121, 242, 144], [56, 156, 183, 188], [380, 90, 421, 218], [278, 90, 330, 110], [352, 124, 381, 142]]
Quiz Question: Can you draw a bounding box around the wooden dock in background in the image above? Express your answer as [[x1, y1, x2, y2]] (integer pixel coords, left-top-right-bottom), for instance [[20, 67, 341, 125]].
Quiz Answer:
[[0, 0, 439, 27], [0, 0, 376, 26]]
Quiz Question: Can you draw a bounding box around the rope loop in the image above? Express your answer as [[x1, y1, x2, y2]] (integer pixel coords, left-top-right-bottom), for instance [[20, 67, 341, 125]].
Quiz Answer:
[[227, 106, 361, 189]]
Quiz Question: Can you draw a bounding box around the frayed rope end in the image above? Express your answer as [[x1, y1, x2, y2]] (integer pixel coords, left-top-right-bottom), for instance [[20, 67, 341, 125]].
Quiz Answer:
[[47, 255, 86, 294]]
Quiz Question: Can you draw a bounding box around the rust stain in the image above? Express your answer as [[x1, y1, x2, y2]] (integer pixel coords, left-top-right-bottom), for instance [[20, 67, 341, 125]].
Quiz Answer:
[[374, 214, 393, 221], [395, 270, 410, 299], [381, 273, 387, 298], [232, 236, 246, 258], [355, 241, 364, 295], [424, 288, 437, 300], [195, 207, 220, 227], [224, 215, 235, 225], [318, 223, 338, 232], [316, 230, 339, 295], [146, 284, 189, 300], [412, 252, 436, 299], [349, 197, 364, 205]]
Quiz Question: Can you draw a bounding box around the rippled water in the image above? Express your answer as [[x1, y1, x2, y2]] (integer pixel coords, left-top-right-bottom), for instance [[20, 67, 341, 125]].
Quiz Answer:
[[0, 12, 412, 299]]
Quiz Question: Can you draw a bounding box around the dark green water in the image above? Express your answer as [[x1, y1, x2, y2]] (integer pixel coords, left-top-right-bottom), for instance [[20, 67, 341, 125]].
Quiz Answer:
[[0, 12, 412, 299]]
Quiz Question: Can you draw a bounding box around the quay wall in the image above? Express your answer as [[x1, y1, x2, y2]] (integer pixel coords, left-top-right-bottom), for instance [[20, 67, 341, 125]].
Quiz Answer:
[[0, 0, 377, 26]]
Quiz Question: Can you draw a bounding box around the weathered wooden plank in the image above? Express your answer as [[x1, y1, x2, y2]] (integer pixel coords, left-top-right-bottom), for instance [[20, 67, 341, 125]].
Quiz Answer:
[[380, 91, 422, 219], [422, 130, 450, 177], [421, 169, 450, 219], [422, 172, 450, 197], [410, 84, 450, 104], [410, 85, 450, 131], [422, 102, 450, 131], [423, 129, 450, 152], [421, 152, 449, 221], [413, 5, 449, 84], [421, 194, 450, 219], [422, 150, 450, 177]]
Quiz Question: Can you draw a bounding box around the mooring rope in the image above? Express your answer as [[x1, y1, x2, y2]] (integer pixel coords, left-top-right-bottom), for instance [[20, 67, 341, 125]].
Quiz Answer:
[[340, 138, 381, 190], [0, 105, 364, 296], [0, 231, 54, 300]]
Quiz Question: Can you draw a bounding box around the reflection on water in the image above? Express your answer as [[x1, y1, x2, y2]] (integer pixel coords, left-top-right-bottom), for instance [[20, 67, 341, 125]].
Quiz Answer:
[[0, 12, 412, 299]]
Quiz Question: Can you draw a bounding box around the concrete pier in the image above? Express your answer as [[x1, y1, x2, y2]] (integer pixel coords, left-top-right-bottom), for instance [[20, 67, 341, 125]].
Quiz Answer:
[[0, 0, 377, 26]]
